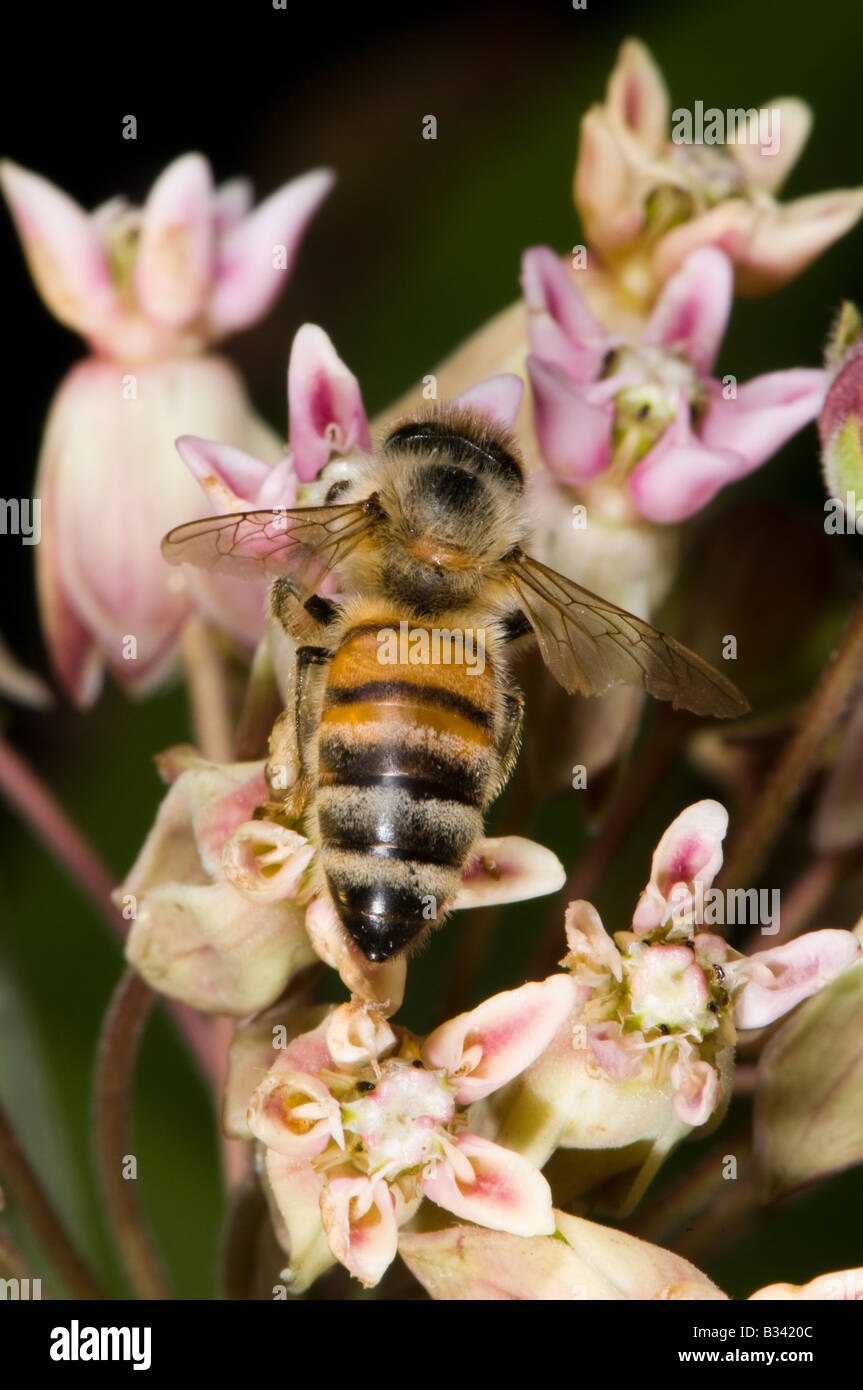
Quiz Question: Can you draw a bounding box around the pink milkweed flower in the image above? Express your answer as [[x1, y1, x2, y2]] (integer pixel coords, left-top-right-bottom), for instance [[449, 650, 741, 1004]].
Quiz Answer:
[[120, 748, 317, 1016], [479, 800, 860, 1214], [524, 244, 828, 525], [0, 156, 334, 360], [246, 976, 575, 1290], [400, 1209, 727, 1301], [401, 1217, 862, 1301], [1, 155, 333, 704], [171, 324, 372, 646], [574, 38, 863, 303]]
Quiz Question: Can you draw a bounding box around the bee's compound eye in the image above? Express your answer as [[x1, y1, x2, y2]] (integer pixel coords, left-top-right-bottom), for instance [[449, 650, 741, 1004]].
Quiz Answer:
[[325, 479, 352, 504]]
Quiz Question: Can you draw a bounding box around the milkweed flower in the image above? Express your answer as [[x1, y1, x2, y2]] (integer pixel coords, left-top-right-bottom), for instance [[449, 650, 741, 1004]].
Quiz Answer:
[[574, 38, 863, 304], [1, 155, 333, 703], [524, 244, 827, 525], [170, 323, 371, 647], [400, 1209, 726, 1300], [478, 801, 860, 1214], [119, 748, 317, 1016], [243, 976, 575, 1289], [400, 1215, 863, 1301]]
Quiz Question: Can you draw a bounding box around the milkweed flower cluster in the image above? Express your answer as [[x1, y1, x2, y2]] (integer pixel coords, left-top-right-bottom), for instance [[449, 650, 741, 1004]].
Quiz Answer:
[[1, 154, 333, 702], [573, 38, 863, 303], [476, 802, 860, 1213], [237, 979, 574, 1288]]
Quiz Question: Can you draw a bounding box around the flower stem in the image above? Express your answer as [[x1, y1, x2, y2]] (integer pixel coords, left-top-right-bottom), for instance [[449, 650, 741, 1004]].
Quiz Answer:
[[179, 616, 252, 1189], [718, 587, 863, 892], [0, 733, 119, 932], [93, 969, 172, 1300], [235, 635, 283, 760], [0, 1099, 105, 1299], [0, 732, 218, 1084], [628, 1130, 751, 1247], [180, 616, 235, 763]]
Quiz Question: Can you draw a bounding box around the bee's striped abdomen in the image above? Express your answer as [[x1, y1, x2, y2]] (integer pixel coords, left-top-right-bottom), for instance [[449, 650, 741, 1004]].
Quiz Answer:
[[316, 619, 497, 961]]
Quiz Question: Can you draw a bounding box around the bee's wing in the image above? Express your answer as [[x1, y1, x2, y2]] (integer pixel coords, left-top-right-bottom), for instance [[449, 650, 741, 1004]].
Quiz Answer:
[[507, 551, 749, 719], [161, 501, 376, 600]]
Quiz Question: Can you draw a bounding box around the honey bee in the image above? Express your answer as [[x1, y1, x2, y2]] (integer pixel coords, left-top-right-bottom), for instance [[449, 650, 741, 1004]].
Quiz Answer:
[[163, 405, 747, 962]]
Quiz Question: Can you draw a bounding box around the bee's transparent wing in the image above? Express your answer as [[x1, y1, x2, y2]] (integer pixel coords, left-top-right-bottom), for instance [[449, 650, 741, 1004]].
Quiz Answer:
[[508, 551, 749, 718], [161, 501, 376, 600]]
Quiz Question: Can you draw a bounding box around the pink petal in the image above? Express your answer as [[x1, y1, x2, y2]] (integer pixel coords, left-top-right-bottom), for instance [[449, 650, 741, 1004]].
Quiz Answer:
[[263, 1149, 331, 1293], [588, 1021, 644, 1081], [606, 39, 669, 155], [522, 246, 609, 381], [671, 1040, 722, 1126], [208, 168, 335, 338], [319, 1175, 398, 1288], [0, 159, 115, 337], [563, 900, 623, 982], [652, 200, 761, 283], [135, 153, 215, 327], [35, 462, 104, 705], [455, 373, 524, 429], [700, 369, 828, 471], [175, 433, 273, 508], [737, 189, 863, 295], [749, 1268, 863, 1301], [735, 930, 861, 1030], [628, 399, 743, 524], [574, 106, 649, 253], [642, 247, 732, 376], [325, 1001, 396, 1067], [422, 974, 576, 1103], [453, 835, 565, 910], [304, 894, 406, 1012], [422, 1133, 555, 1236], [288, 323, 371, 481], [247, 1068, 343, 1157], [633, 800, 728, 934], [527, 355, 613, 483], [728, 99, 812, 196], [654, 192, 863, 297], [193, 766, 270, 874], [221, 819, 314, 902]]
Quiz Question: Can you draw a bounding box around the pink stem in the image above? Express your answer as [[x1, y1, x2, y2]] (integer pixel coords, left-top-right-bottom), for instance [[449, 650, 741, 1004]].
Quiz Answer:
[[0, 732, 216, 1082]]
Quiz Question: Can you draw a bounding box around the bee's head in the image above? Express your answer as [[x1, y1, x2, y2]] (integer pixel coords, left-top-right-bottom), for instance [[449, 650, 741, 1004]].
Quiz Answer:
[[371, 406, 528, 614]]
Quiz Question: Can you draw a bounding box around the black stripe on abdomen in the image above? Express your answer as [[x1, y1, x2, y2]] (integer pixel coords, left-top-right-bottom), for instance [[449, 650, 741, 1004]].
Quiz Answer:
[[318, 788, 478, 868], [323, 679, 494, 731], [318, 734, 488, 807]]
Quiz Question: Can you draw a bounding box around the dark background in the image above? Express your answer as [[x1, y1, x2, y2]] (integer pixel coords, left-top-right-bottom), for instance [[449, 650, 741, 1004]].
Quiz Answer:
[[1, 0, 862, 1299]]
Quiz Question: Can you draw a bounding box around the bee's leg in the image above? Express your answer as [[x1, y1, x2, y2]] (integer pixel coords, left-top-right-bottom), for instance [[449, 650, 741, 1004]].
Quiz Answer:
[[270, 577, 341, 644], [488, 686, 525, 803], [257, 642, 333, 825]]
